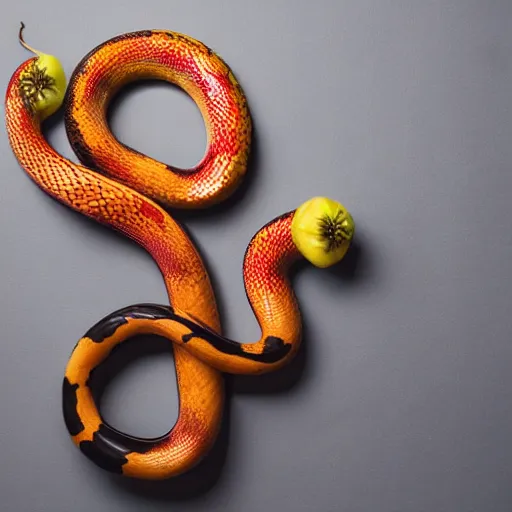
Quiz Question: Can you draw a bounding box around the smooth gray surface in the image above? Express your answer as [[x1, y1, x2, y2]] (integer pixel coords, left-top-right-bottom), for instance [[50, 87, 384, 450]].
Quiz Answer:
[[1, 1, 512, 511]]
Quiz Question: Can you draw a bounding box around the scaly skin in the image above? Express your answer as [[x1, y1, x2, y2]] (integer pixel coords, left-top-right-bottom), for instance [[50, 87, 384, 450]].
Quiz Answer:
[[65, 30, 251, 208], [5, 29, 354, 480]]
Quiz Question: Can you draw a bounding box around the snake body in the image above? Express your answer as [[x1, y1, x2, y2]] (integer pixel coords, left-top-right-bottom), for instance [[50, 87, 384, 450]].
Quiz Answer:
[[5, 28, 354, 480]]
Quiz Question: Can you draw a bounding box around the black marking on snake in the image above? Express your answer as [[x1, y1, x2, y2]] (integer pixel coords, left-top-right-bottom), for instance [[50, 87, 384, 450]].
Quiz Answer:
[[79, 423, 169, 473], [108, 30, 154, 43], [85, 304, 174, 343], [65, 116, 99, 170], [85, 315, 128, 343], [173, 33, 204, 51], [62, 378, 84, 436], [82, 303, 290, 363], [181, 326, 291, 364], [262, 336, 288, 354], [99, 423, 168, 454], [79, 439, 125, 474], [121, 303, 175, 319]]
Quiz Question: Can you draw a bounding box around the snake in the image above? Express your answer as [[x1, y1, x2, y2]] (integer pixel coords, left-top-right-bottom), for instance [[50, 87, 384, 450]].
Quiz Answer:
[[5, 25, 355, 480]]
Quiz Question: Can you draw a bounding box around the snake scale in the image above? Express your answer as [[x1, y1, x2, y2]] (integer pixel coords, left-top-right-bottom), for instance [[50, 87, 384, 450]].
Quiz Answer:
[[5, 25, 355, 480]]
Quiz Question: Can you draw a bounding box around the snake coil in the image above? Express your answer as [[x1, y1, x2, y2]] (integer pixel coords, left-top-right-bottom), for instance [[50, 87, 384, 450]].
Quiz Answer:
[[5, 26, 355, 480]]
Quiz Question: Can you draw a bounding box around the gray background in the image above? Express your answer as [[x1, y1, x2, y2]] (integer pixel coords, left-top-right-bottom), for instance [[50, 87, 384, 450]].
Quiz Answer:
[[1, 1, 512, 511]]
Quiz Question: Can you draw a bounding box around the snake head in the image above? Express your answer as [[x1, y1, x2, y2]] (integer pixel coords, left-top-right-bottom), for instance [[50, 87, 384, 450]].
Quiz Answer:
[[291, 197, 355, 268], [18, 23, 66, 120]]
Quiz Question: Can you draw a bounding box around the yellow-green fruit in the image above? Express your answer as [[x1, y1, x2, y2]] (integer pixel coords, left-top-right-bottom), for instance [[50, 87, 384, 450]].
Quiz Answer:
[[291, 197, 355, 268], [19, 52, 66, 120]]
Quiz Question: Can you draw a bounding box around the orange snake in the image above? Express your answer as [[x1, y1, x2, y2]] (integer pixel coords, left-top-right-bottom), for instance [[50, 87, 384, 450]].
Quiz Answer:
[[5, 26, 355, 480]]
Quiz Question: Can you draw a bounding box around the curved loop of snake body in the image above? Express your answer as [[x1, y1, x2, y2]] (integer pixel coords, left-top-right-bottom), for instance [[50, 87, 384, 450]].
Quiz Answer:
[[5, 28, 355, 480]]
